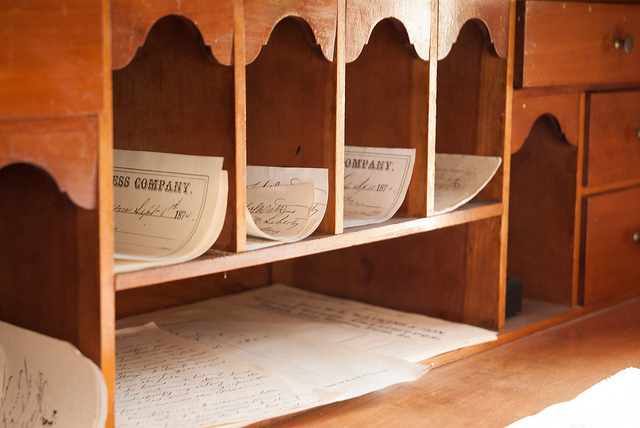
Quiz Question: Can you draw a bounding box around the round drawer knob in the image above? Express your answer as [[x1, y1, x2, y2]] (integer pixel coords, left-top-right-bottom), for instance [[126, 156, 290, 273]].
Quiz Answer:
[[637, 127, 640, 140], [634, 232, 640, 242], [614, 35, 634, 53]]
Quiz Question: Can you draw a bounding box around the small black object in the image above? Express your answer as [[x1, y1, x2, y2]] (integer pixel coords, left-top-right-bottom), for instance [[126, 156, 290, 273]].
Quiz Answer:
[[505, 276, 522, 319]]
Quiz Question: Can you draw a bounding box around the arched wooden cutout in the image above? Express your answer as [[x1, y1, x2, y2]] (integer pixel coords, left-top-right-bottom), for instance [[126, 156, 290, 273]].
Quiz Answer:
[[346, 0, 431, 63], [0, 117, 99, 210], [113, 15, 238, 252], [439, 0, 510, 60], [244, 0, 337, 64], [346, 18, 429, 217], [511, 92, 581, 154], [508, 115, 578, 305], [111, 0, 234, 69]]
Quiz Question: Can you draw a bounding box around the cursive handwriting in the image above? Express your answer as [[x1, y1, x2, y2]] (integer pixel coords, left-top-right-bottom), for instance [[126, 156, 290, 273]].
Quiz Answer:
[[114, 198, 192, 221], [0, 359, 57, 428], [115, 325, 328, 428], [344, 173, 393, 194]]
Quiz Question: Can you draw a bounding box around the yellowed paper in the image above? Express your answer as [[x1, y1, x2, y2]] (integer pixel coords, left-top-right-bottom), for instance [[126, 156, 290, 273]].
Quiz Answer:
[[246, 182, 314, 241], [434, 153, 502, 215], [211, 284, 498, 362], [115, 323, 337, 428], [113, 149, 227, 273], [344, 146, 416, 228], [245, 166, 328, 247], [0, 321, 107, 428]]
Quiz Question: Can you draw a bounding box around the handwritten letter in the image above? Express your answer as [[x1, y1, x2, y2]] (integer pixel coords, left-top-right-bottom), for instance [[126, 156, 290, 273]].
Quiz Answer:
[[115, 323, 334, 428], [213, 284, 497, 362], [434, 153, 501, 215], [343, 146, 416, 228], [245, 166, 328, 248], [0, 321, 107, 428]]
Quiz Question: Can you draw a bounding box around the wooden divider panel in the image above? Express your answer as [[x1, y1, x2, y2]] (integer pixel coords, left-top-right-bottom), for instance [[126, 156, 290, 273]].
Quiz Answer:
[[111, 0, 234, 69]]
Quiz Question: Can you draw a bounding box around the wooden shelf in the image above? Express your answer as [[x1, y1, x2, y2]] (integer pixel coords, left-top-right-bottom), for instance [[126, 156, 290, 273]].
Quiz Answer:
[[115, 201, 502, 291]]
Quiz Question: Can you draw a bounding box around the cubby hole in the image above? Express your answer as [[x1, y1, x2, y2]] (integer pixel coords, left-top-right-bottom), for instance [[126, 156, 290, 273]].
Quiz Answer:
[[345, 18, 430, 218], [246, 17, 338, 235], [112, 15, 238, 251], [436, 19, 506, 205], [508, 116, 578, 306], [0, 163, 102, 363], [272, 215, 502, 329]]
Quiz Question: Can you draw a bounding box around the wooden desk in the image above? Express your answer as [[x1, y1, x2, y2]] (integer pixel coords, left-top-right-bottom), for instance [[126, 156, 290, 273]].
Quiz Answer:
[[265, 296, 640, 427]]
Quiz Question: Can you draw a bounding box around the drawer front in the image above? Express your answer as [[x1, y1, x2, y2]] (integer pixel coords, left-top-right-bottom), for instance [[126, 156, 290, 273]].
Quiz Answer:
[[517, 2, 640, 88], [583, 186, 640, 304], [0, 0, 103, 119], [586, 90, 640, 187]]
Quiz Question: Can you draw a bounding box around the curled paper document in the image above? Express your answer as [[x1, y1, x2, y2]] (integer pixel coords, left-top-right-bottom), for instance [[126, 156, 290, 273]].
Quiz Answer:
[[434, 153, 502, 215], [113, 149, 228, 273], [0, 321, 107, 428], [245, 166, 328, 249], [344, 146, 416, 228]]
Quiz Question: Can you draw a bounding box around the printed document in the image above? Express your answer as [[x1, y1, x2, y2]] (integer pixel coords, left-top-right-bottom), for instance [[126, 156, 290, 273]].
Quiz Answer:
[[113, 149, 227, 273], [344, 146, 415, 227]]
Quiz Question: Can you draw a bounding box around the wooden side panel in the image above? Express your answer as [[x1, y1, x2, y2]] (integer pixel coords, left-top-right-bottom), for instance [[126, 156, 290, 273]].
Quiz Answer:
[[439, 0, 510, 60], [113, 16, 239, 251], [511, 92, 581, 154], [345, 0, 431, 62], [246, 17, 338, 234], [0, 117, 100, 210], [346, 19, 429, 217], [508, 117, 578, 304], [111, 0, 234, 68], [0, 0, 103, 119]]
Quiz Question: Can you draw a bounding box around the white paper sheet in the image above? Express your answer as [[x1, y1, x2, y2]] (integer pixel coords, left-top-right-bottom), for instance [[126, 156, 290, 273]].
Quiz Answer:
[[121, 307, 430, 403], [344, 146, 416, 228], [507, 368, 640, 428], [245, 166, 328, 249], [0, 321, 107, 428], [115, 323, 336, 428], [113, 149, 228, 273], [206, 284, 497, 362], [434, 153, 501, 215]]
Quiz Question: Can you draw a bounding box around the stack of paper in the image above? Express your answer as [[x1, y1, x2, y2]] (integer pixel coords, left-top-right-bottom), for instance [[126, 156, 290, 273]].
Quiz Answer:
[[115, 284, 498, 427]]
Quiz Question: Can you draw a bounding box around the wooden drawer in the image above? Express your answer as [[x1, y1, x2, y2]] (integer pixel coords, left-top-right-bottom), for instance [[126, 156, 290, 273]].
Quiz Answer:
[[0, 0, 103, 119], [516, 1, 640, 88], [586, 90, 640, 187], [583, 186, 640, 304]]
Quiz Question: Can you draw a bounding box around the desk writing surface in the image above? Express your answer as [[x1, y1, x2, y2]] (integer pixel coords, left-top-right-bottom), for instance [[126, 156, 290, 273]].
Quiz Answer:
[[260, 297, 640, 427]]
